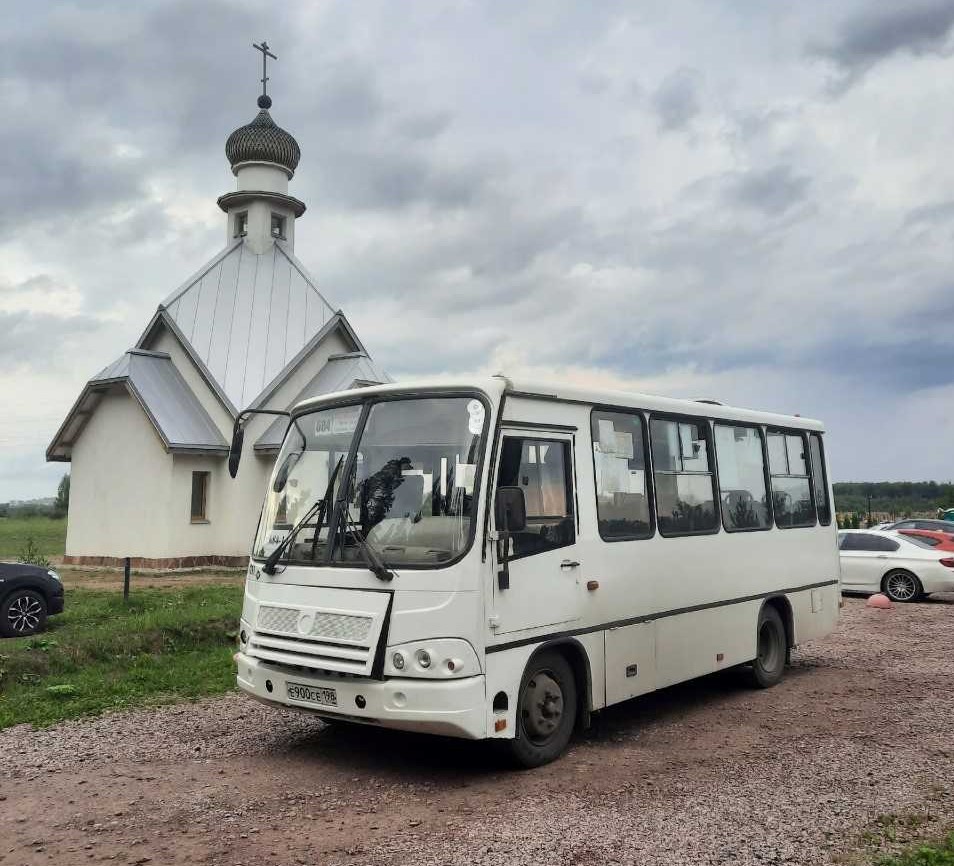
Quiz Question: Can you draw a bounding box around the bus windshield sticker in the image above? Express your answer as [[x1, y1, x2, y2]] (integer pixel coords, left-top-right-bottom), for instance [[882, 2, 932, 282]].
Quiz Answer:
[[467, 400, 485, 434], [455, 462, 476, 494], [315, 406, 361, 437]]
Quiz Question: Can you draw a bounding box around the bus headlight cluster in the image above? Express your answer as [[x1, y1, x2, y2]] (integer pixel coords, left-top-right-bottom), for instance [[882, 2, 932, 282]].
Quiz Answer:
[[386, 639, 480, 679]]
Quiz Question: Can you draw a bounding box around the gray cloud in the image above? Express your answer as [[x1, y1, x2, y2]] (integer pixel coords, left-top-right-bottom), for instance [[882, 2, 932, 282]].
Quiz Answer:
[[652, 67, 702, 131], [0, 310, 107, 369], [395, 110, 454, 141], [905, 199, 954, 225], [0, 118, 145, 232], [814, 1, 954, 80], [723, 166, 812, 216]]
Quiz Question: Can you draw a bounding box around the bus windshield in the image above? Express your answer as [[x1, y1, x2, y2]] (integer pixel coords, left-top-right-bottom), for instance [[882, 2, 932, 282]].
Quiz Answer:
[[253, 395, 488, 568]]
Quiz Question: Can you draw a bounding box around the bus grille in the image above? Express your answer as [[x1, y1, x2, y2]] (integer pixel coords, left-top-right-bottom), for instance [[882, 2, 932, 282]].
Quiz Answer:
[[250, 605, 375, 675], [256, 605, 373, 643]]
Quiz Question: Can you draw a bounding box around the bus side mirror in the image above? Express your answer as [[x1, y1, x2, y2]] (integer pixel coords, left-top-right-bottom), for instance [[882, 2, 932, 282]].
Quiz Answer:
[[495, 486, 527, 590], [228, 427, 245, 479]]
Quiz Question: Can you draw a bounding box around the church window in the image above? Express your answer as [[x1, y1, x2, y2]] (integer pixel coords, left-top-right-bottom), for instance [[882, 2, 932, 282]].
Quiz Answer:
[[191, 471, 210, 522], [234, 211, 248, 237], [270, 213, 286, 239]]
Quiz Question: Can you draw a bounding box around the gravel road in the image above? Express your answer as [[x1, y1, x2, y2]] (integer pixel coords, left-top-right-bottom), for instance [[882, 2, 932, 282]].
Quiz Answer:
[[3, 595, 954, 866]]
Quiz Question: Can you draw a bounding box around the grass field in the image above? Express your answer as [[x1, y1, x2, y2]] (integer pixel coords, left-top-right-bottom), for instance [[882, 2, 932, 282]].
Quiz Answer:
[[0, 581, 243, 729], [0, 515, 67, 561]]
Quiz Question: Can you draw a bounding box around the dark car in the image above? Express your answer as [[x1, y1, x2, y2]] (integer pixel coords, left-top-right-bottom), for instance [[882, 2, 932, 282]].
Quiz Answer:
[[883, 519, 954, 537], [0, 562, 65, 637]]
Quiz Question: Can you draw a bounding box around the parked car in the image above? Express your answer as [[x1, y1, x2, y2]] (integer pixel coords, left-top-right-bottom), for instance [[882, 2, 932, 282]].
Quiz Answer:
[[897, 529, 954, 552], [0, 562, 65, 637], [838, 530, 954, 602], [881, 519, 954, 537]]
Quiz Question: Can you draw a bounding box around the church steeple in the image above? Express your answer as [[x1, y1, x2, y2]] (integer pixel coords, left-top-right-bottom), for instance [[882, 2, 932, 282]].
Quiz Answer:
[[217, 42, 305, 254]]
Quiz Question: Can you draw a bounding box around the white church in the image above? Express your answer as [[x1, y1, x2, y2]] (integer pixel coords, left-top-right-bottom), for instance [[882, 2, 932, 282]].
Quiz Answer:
[[47, 63, 388, 568]]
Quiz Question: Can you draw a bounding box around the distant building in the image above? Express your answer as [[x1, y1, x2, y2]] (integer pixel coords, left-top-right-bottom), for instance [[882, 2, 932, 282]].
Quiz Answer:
[[47, 80, 387, 568]]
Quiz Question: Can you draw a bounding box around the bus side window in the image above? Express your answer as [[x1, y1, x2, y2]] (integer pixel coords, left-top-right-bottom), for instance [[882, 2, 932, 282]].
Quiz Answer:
[[767, 432, 816, 528], [713, 424, 771, 531], [649, 417, 718, 536], [591, 410, 653, 540], [497, 437, 575, 558], [808, 433, 832, 526]]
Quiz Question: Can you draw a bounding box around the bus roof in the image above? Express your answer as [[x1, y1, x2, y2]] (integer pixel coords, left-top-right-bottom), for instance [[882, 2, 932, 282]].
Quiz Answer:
[[292, 374, 824, 431]]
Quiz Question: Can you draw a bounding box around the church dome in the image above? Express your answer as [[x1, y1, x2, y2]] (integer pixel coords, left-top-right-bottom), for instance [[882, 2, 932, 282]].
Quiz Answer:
[[225, 97, 301, 175]]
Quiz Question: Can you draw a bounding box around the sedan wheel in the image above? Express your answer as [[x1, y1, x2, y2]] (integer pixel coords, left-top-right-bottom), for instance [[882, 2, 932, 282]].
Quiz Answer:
[[882, 570, 921, 603], [1, 589, 48, 638]]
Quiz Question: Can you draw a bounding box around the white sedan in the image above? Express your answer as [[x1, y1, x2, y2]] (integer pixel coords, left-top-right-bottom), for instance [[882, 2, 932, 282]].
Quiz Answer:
[[838, 530, 954, 602]]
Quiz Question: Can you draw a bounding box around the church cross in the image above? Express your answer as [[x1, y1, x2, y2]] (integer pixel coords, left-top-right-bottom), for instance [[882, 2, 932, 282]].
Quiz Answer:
[[252, 41, 278, 100]]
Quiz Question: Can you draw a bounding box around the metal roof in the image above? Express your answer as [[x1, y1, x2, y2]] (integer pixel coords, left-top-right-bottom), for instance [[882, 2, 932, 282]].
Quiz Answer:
[[154, 241, 341, 412], [47, 350, 228, 461], [254, 353, 391, 451]]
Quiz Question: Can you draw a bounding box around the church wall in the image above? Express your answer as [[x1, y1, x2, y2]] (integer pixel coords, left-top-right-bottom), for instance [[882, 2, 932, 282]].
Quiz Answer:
[[167, 452, 273, 558], [65, 391, 174, 560]]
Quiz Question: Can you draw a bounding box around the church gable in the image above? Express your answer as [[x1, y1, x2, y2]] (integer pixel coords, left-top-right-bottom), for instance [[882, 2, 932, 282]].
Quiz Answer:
[[149, 242, 339, 412], [255, 352, 391, 452]]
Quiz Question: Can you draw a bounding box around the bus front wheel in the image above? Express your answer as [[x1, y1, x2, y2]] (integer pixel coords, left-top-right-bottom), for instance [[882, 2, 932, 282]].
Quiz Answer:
[[748, 605, 786, 689], [507, 650, 577, 768]]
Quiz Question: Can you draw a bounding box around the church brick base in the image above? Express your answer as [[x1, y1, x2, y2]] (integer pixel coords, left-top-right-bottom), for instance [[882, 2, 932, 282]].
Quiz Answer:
[[62, 554, 249, 571]]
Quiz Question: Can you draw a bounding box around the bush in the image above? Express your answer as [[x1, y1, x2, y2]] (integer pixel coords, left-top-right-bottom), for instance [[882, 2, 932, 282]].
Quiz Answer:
[[18, 536, 51, 568]]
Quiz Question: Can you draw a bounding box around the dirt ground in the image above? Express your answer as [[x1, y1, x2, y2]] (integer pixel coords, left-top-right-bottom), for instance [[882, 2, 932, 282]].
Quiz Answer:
[[3, 595, 954, 866], [58, 566, 245, 591]]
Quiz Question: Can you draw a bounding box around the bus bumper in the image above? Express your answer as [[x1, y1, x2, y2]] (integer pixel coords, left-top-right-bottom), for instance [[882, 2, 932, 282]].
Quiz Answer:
[[235, 652, 487, 740]]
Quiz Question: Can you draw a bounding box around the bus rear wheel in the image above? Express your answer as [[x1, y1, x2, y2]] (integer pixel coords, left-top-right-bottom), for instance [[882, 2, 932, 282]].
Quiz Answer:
[[748, 605, 786, 689], [507, 650, 577, 768]]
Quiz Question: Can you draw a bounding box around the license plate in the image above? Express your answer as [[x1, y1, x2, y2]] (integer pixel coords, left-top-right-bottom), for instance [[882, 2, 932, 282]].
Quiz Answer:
[[286, 682, 337, 707]]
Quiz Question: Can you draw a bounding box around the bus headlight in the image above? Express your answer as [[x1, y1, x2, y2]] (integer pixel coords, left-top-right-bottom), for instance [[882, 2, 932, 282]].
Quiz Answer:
[[385, 639, 480, 678]]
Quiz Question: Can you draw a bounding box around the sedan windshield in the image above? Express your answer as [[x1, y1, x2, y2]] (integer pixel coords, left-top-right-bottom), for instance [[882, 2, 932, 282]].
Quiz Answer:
[[253, 396, 488, 568]]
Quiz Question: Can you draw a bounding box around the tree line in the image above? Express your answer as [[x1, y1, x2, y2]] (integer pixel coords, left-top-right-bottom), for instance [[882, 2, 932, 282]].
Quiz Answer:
[[833, 481, 954, 516], [0, 474, 70, 519]]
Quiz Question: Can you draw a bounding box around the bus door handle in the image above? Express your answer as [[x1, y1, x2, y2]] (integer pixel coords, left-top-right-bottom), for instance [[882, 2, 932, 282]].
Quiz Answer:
[[560, 560, 580, 570]]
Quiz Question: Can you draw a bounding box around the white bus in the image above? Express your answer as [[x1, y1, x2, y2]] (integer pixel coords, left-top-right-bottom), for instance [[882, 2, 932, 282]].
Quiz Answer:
[[230, 376, 839, 766]]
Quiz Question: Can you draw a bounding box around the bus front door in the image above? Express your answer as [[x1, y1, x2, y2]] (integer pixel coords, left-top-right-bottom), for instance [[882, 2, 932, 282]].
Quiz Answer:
[[491, 431, 583, 634]]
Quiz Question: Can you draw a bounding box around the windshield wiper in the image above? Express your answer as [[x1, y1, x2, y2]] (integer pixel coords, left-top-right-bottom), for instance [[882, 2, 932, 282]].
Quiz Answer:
[[262, 455, 344, 575], [342, 512, 395, 582]]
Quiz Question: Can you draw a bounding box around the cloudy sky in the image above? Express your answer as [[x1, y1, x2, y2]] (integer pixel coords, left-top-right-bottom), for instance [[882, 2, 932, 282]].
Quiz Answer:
[[3, 0, 954, 500]]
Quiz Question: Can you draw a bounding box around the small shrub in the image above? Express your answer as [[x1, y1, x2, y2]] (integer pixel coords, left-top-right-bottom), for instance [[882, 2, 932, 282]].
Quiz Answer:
[[17, 536, 50, 568], [45, 684, 78, 698]]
